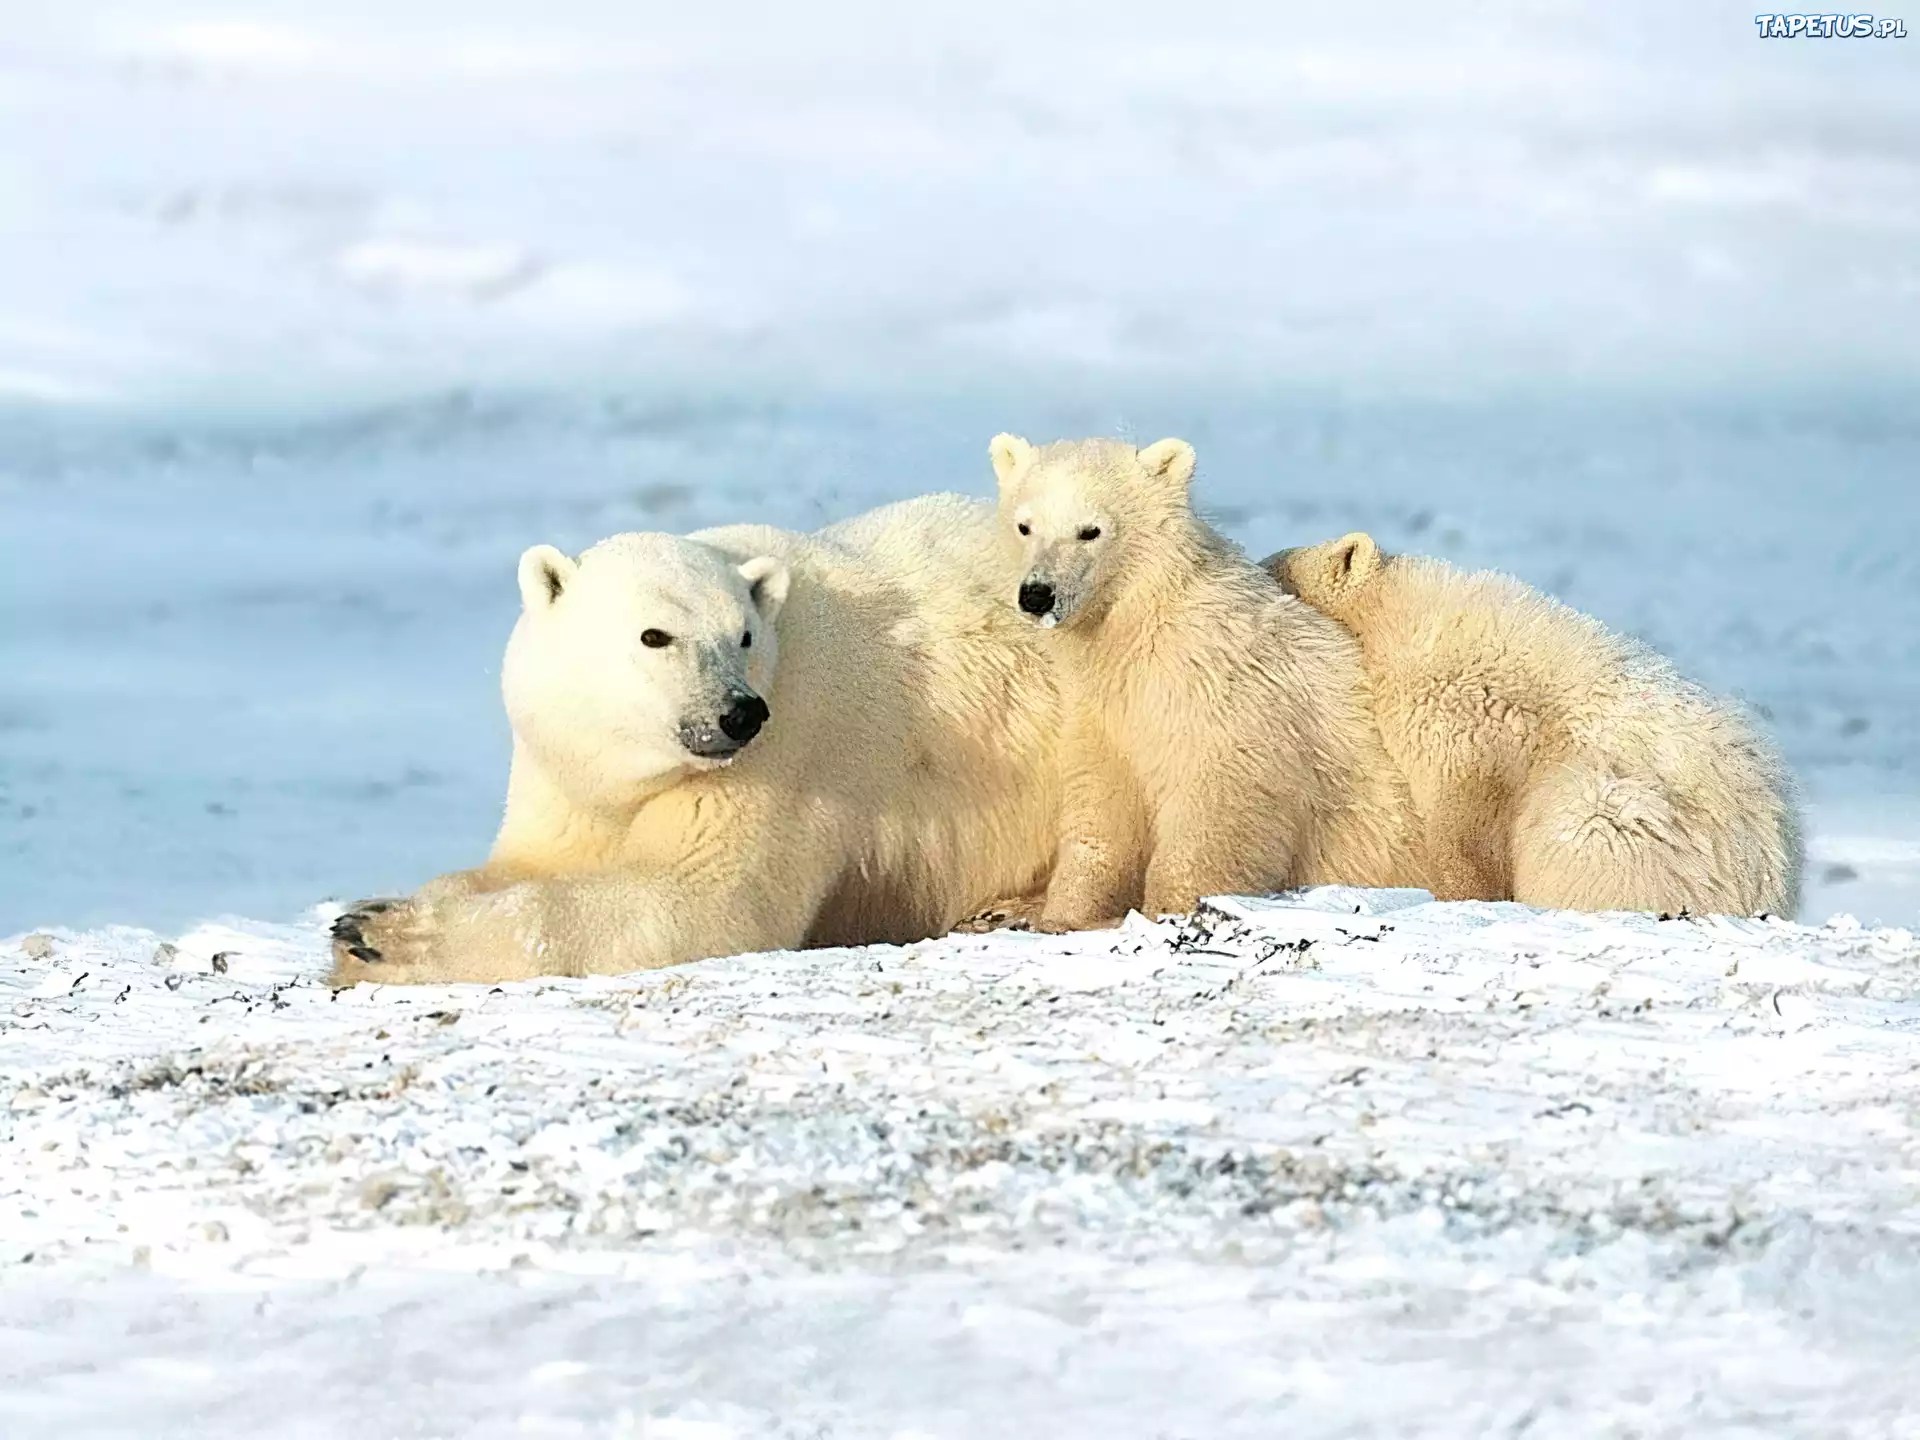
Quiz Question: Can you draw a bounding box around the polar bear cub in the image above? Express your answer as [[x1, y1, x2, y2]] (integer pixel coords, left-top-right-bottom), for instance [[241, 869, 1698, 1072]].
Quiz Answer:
[[1266, 533, 1802, 917], [990, 434, 1423, 931], [330, 494, 1063, 985]]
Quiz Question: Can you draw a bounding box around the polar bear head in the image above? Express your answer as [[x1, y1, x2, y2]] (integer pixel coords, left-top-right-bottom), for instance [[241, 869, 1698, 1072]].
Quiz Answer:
[[1261, 532, 1387, 623], [501, 532, 791, 807], [988, 433, 1197, 630]]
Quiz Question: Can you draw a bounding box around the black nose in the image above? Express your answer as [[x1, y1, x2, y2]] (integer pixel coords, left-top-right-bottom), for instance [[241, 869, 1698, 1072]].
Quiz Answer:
[[718, 693, 769, 745], [1018, 580, 1055, 616]]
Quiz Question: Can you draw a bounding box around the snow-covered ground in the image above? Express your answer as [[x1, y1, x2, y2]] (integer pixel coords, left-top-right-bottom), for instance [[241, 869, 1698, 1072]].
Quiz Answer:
[[6, 890, 1920, 1435], [3, 4, 1920, 1431]]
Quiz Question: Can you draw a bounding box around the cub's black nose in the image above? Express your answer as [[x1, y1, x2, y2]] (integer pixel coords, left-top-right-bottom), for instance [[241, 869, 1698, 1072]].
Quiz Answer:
[[1018, 580, 1056, 617], [718, 693, 769, 745]]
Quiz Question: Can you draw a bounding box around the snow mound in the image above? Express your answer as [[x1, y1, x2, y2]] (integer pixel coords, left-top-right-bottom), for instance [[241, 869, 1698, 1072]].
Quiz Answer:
[[4, 892, 1920, 1434]]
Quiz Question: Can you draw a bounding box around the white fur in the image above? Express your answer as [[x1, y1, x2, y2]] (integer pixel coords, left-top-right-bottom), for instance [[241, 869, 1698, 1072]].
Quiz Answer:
[[331, 495, 1062, 985], [1267, 533, 1804, 917], [992, 435, 1425, 931], [502, 534, 787, 810]]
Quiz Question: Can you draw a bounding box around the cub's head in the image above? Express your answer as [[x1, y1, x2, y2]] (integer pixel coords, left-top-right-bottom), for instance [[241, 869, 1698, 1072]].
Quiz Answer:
[[502, 533, 790, 806], [988, 433, 1197, 630], [1262, 532, 1387, 623]]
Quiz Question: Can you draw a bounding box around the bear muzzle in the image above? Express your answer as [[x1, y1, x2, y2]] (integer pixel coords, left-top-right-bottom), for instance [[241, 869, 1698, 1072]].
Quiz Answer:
[[679, 691, 770, 759], [1017, 579, 1057, 620]]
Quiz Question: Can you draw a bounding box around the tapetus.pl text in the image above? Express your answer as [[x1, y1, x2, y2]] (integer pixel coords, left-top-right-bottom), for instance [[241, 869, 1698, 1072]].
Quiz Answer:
[[1754, 13, 1906, 35]]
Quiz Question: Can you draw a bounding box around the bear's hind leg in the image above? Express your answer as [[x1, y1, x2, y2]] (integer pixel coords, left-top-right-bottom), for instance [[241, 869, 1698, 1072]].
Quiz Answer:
[[1511, 761, 1725, 914], [1418, 776, 1513, 902]]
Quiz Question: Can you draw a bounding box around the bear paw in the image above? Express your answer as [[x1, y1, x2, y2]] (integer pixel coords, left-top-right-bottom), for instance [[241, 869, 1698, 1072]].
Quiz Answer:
[[328, 897, 428, 986], [1034, 910, 1128, 935], [952, 892, 1046, 934]]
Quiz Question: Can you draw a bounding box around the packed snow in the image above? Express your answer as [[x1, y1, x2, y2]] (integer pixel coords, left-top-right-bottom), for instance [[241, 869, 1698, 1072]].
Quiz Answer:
[[6, 890, 1920, 1435], [3, 3, 1919, 1433]]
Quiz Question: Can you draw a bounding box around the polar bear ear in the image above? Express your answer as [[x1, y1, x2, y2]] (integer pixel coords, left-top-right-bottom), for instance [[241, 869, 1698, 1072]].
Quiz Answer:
[[1260, 547, 1302, 596], [988, 433, 1034, 489], [1329, 532, 1383, 589], [738, 555, 791, 623], [517, 544, 578, 611], [1137, 438, 1197, 491]]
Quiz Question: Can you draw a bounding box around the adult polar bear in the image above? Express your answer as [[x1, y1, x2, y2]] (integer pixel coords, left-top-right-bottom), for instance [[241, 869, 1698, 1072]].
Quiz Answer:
[[329, 495, 1061, 986]]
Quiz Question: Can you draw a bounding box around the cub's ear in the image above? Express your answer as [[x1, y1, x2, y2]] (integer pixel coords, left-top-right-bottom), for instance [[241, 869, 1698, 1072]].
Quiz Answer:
[[1137, 437, 1197, 490], [1259, 547, 1301, 596], [988, 433, 1034, 488], [517, 544, 578, 611], [1330, 532, 1382, 587], [738, 555, 791, 623]]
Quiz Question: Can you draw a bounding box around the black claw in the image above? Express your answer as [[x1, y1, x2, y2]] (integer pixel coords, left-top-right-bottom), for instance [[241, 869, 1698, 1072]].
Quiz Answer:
[[332, 917, 364, 944], [348, 944, 383, 964]]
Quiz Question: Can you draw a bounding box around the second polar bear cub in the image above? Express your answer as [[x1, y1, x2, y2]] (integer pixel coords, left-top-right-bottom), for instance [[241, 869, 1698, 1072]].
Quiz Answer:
[[991, 434, 1423, 930], [1267, 533, 1802, 918]]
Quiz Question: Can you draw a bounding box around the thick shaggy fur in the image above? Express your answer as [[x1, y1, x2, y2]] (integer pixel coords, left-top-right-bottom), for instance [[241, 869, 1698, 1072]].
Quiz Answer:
[[1266, 533, 1802, 917], [330, 496, 1062, 985], [991, 435, 1424, 931]]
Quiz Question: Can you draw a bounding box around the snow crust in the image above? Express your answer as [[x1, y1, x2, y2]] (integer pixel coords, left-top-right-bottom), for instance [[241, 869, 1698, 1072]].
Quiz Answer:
[[6, 890, 1920, 1435]]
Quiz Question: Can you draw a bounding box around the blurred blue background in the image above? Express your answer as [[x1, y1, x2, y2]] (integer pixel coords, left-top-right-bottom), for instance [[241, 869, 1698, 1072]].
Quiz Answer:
[[2, 1, 1916, 930]]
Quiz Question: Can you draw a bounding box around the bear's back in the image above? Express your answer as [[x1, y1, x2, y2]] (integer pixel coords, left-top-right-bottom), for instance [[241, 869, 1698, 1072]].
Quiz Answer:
[[1376, 559, 1792, 824], [1366, 559, 1630, 751], [826, 495, 1063, 944], [701, 495, 1061, 944], [821, 493, 1006, 600]]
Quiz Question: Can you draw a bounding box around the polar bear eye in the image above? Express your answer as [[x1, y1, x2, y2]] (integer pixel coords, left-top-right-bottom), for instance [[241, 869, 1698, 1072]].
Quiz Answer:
[[1078, 526, 1102, 541], [640, 629, 673, 649], [741, 630, 753, 649], [1016, 522, 1030, 537]]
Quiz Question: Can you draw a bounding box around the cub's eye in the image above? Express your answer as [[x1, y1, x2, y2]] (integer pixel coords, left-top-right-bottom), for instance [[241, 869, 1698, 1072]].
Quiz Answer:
[[741, 630, 753, 649], [1078, 526, 1102, 542], [640, 629, 673, 649], [1016, 522, 1030, 536]]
